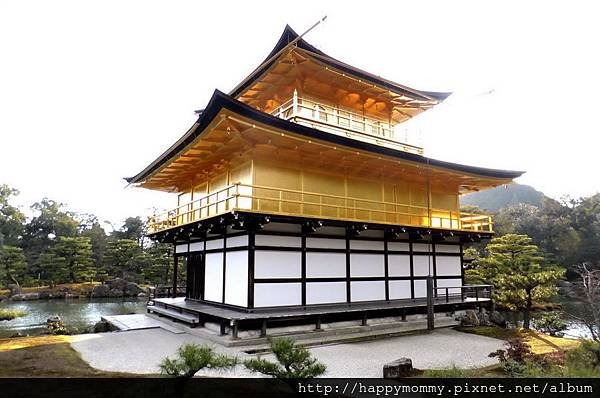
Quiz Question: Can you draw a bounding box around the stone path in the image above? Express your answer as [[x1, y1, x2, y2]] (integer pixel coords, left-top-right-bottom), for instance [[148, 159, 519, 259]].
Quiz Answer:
[[70, 327, 503, 377]]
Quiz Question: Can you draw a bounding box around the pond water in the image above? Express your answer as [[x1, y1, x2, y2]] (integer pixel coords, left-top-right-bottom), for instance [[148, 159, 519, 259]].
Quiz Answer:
[[0, 298, 147, 338]]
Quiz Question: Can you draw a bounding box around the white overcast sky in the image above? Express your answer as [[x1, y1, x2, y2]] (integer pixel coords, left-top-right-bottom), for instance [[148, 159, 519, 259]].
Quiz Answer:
[[1, 0, 599, 227]]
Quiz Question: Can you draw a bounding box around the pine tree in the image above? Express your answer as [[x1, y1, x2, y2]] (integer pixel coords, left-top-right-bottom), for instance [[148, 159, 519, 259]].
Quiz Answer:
[[467, 234, 564, 328], [0, 245, 27, 288], [51, 236, 95, 282]]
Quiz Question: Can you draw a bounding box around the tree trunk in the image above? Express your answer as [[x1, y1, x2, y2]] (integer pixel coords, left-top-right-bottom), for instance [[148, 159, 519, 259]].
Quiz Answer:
[[523, 289, 532, 329]]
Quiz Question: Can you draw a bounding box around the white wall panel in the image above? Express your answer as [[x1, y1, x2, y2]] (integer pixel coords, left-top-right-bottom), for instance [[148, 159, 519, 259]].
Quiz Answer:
[[436, 256, 462, 276], [227, 235, 248, 248], [306, 238, 345, 249], [413, 243, 432, 252], [306, 252, 346, 278], [350, 240, 384, 251], [350, 254, 384, 277], [204, 253, 223, 302], [388, 242, 409, 251], [254, 251, 301, 278], [255, 235, 301, 247], [413, 280, 427, 298], [306, 282, 346, 304], [436, 278, 462, 294], [254, 283, 301, 307], [413, 255, 433, 276], [388, 255, 410, 276], [224, 251, 248, 307], [175, 244, 188, 254], [389, 280, 412, 300], [189, 242, 204, 252], [206, 239, 224, 250], [435, 244, 461, 253], [351, 281, 385, 302]]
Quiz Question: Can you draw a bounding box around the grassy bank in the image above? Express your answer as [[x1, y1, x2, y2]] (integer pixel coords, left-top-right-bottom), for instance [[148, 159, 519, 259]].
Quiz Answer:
[[0, 335, 138, 377], [455, 326, 580, 354]]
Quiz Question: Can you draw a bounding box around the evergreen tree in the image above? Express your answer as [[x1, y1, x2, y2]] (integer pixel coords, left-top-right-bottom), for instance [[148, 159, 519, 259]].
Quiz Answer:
[[51, 236, 95, 282], [36, 251, 68, 286], [0, 245, 27, 288], [103, 239, 143, 280], [0, 185, 25, 246], [466, 234, 564, 328]]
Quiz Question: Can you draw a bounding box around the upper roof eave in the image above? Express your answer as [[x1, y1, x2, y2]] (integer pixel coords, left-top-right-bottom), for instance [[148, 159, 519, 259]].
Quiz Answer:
[[125, 89, 524, 185], [228, 25, 451, 103]]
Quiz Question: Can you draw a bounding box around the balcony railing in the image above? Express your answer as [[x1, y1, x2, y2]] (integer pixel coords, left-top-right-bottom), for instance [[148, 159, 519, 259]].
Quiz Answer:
[[271, 92, 424, 155], [148, 183, 493, 234]]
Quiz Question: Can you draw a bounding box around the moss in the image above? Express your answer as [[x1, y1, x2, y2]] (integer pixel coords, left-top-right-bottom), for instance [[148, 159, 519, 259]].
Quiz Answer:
[[0, 308, 28, 321], [454, 326, 519, 341], [0, 337, 140, 377]]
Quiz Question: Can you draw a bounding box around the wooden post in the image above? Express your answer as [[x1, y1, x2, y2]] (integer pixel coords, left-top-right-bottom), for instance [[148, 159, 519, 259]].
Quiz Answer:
[[315, 315, 322, 331], [231, 320, 239, 340], [260, 320, 267, 337], [172, 255, 178, 298], [361, 312, 368, 327], [426, 276, 434, 331]]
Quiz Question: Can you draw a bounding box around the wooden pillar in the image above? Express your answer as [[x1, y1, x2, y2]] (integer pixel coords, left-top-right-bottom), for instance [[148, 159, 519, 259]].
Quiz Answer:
[[172, 255, 178, 298], [426, 276, 434, 331], [260, 320, 267, 337], [231, 320, 239, 340]]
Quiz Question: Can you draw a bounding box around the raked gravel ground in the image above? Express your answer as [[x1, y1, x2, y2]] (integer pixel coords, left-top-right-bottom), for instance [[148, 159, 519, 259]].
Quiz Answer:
[[70, 327, 503, 377]]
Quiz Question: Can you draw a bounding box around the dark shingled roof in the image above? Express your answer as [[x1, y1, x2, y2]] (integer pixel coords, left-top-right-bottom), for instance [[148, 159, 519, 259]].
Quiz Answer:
[[126, 90, 524, 185], [228, 25, 452, 103]]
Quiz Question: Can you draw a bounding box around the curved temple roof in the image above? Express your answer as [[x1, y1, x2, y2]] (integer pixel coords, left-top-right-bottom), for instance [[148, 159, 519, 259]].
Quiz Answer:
[[228, 25, 452, 104], [126, 89, 524, 185]]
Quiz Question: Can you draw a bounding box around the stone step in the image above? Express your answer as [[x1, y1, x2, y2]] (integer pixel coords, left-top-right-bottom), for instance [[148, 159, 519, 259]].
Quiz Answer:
[[234, 317, 458, 350]]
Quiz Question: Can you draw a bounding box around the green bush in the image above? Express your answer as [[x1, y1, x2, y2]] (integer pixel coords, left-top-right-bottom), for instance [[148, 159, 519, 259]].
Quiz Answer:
[[159, 343, 237, 378], [0, 308, 27, 321], [47, 319, 68, 335], [244, 338, 326, 379], [563, 340, 600, 377], [533, 312, 567, 336], [422, 366, 466, 378]]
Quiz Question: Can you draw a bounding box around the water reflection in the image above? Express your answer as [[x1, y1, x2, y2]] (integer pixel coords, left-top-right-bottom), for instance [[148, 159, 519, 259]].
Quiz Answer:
[[0, 298, 147, 337]]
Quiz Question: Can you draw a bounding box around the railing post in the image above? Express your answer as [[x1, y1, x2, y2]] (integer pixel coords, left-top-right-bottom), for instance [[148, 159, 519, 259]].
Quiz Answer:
[[445, 287, 449, 303], [475, 286, 479, 302], [292, 89, 298, 116]]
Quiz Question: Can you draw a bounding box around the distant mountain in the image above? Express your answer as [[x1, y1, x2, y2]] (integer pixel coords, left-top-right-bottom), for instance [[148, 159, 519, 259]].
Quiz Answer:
[[461, 184, 546, 212]]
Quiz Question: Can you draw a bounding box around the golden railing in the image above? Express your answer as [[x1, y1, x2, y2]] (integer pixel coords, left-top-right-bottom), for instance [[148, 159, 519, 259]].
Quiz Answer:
[[148, 183, 493, 234], [271, 93, 424, 155]]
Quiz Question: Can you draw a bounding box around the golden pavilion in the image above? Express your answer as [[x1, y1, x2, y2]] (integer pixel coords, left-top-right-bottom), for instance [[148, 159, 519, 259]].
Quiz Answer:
[[127, 26, 523, 338]]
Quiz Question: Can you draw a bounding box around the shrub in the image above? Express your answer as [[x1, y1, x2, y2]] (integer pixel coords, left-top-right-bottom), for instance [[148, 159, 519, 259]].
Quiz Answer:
[[0, 308, 27, 321], [244, 338, 326, 379], [533, 312, 567, 336], [159, 343, 237, 378], [422, 366, 466, 378], [47, 319, 68, 335], [564, 340, 600, 376]]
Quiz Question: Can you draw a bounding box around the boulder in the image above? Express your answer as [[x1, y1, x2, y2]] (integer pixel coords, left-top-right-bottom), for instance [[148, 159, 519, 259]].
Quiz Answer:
[[383, 358, 414, 378], [108, 288, 124, 298], [7, 284, 21, 295], [91, 284, 110, 298], [11, 292, 39, 301], [92, 320, 111, 333], [489, 311, 507, 328], [124, 282, 143, 297], [457, 310, 480, 326], [38, 290, 52, 299], [106, 278, 128, 291], [47, 315, 61, 323], [137, 292, 148, 298], [0, 295, 7, 302]]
